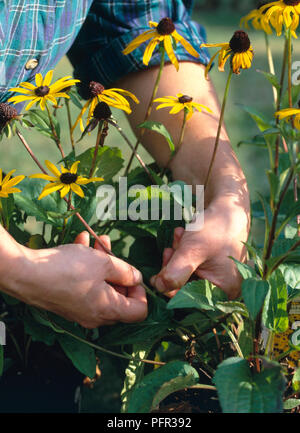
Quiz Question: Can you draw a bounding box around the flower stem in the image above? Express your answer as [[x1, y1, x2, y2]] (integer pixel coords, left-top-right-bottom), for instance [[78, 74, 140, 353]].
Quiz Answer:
[[89, 121, 108, 178], [16, 128, 46, 173], [161, 108, 188, 178], [107, 119, 157, 185], [287, 29, 293, 110], [66, 99, 75, 152], [45, 103, 65, 159], [124, 48, 165, 175], [204, 69, 233, 190], [274, 38, 288, 174]]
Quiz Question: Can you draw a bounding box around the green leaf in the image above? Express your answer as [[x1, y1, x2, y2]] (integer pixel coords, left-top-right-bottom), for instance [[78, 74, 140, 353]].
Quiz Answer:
[[99, 297, 174, 346], [138, 121, 175, 154], [167, 280, 216, 312], [121, 342, 155, 413], [262, 269, 289, 332], [238, 104, 275, 132], [283, 399, 300, 410], [257, 70, 281, 91], [237, 317, 254, 358], [151, 374, 199, 411], [292, 368, 300, 392], [231, 257, 257, 280], [57, 333, 96, 379], [24, 314, 56, 346], [213, 357, 286, 413], [127, 361, 199, 413], [76, 145, 124, 182], [242, 278, 269, 320]]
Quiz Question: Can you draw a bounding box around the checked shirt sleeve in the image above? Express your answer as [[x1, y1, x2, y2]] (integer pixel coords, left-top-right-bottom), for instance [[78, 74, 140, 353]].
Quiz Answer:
[[67, 0, 211, 92]]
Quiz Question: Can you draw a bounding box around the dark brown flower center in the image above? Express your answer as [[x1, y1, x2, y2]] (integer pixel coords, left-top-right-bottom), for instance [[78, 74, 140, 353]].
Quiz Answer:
[[229, 30, 251, 53], [283, 0, 300, 5], [93, 102, 112, 120], [35, 86, 50, 97], [60, 172, 78, 184], [89, 81, 105, 98], [157, 18, 175, 35], [178, 95, 193, 104], [0, 103, 18, 123]]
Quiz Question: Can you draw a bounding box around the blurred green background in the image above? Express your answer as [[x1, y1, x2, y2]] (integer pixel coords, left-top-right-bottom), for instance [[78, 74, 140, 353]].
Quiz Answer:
[[2, 2, 300, 211]]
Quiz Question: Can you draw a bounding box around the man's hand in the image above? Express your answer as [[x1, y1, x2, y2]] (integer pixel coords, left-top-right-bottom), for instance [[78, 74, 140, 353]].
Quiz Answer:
[[0, 228, 147, 328], [150, 198, 249, 300]]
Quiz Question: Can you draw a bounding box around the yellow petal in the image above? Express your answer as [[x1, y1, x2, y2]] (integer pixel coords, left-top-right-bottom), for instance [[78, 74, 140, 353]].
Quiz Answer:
[[71, 183, 84, 198], [70, 161, 80, 174], [25, 98, 40, 110], [35, 73, 43, 87], [59, 184, 71, 198], [45, 160, 61, 178], [3, 175, 25, 189], [172, 30, 199, 58], [30, 173, 57, 181], [43, 70, 54, 87], [38, 183, 63, 200], [8, 87, 33, 95], [122, 30, 158, 55], [164, 35, 179, 71], [143, 39, 159, 65]]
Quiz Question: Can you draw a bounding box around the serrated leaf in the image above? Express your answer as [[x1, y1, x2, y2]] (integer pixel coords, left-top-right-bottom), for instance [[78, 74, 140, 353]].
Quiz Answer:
[[213, 357, 286, 413], [127, 361, 199, 413], [283, 399, 300, 410], [292, 368, 300, 392], [242, 278, 269, 320]]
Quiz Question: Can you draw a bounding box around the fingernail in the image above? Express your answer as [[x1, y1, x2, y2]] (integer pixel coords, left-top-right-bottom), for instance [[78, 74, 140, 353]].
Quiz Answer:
[[150, 276, 156, 286], [155, 277, 167, 293], [133, 268, 142, 284]]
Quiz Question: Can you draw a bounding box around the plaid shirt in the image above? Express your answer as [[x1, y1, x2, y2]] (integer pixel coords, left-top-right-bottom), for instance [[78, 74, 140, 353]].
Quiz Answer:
[[0, 0, 210, 105]]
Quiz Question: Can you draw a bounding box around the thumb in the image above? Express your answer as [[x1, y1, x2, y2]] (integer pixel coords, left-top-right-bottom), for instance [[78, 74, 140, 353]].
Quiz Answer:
[[151, 233, 206, 293]]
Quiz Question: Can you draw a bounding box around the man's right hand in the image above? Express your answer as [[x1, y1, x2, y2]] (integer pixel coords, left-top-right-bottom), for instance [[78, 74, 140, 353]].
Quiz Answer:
[[0, 228, 147, 328]]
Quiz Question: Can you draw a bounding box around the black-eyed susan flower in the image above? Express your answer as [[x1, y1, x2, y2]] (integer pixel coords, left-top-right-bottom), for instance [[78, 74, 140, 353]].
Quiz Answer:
[[8, 71, 80, 111], [30, 160, 103, 200], [201, 30, 254, 78], [154, 93, 212, 120], [240, 5, 273, 34], [0, 169, 25, 198], [0, 103, 20, 133], [122, 17, 199, 71], [72, 81, 139, 133], [275, 107, 300, 129], [259, 0, 300, 38]]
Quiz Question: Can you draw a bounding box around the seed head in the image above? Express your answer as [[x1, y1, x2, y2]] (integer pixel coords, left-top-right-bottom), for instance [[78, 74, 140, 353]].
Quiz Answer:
[[157, 18, 175, 35], [93, 102, 112, 120], [229, 30, 251, 53], [89, 81, 105, 98]]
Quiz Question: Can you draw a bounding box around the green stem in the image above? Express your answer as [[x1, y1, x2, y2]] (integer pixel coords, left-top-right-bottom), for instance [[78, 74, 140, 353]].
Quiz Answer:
[[161, 109, 188, 179], [66, 99, 75, 152], [221, 323, 244, 358], [107, 119, 157, 185], [287, 29, 293, 110], [89, 121, 107, 178], [204, 69, 233, 190], [45, 103, 65, 160], [124, 48, 166, 175], [0, 200, 7, 229]]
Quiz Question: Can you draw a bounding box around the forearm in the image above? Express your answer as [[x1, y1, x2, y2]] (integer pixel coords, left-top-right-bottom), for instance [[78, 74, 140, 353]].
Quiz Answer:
[[117, 62, 250, 212], [0, 225, 29, 301]]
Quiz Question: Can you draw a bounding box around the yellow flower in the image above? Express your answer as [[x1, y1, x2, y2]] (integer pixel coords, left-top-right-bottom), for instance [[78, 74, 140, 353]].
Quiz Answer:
[[154, 93, 212, 120], [0, 169, 25, 198], [8, 70, 80, 111], [72, 81, 139, 133], [275, 107, 300, 129], [30, 160, 103, 200], [240, 7, 273, 34], [122, 17, 199, 71], [201, 30, 254, 78], [259, 0, 300, 38]]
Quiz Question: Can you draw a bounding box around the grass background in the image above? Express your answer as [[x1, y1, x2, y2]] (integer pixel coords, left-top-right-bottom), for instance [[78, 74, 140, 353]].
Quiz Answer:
[[2, 6, 300, 222]]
